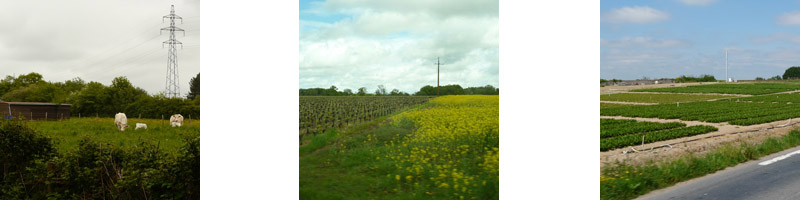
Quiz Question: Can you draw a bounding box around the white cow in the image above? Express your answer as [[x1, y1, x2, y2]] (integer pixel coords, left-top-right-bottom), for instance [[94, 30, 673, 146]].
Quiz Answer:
[[115, 113, 128, 131], [135, 123, 147, 130], [170, 114, 184, 127]]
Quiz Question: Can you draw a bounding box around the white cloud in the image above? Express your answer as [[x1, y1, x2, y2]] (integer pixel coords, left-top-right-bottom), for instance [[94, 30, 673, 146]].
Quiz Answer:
[[751, 33, 800, 44], [777, 11, 800, 26], [601, 6, 670, 24], [678, 0, 718, 6], [601, 37, 690, 48], [300, 0, 498, 93]]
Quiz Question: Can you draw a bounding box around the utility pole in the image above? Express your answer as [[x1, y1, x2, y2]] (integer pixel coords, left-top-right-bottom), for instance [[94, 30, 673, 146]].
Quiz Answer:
[[161, 5, 184, 98], [435, 57, 444, 96]]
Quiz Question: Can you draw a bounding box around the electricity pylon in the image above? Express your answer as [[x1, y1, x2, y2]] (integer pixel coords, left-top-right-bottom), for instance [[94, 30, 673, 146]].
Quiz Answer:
[[161, 5, 184, 98]]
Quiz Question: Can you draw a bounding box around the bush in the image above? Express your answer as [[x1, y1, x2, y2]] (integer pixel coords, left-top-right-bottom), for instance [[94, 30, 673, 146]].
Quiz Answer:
[[0, 119, 200, 199], [675, 75, 716, 83], [0, 118, 57, 198]]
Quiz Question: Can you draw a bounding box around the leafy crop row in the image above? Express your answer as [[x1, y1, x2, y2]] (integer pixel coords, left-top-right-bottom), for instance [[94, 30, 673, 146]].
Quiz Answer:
[[600, 125, 717, 151], [299, 96, 430, 137], [600, 119, 686, 139], [600, 93, 730, 104], [632, 83, 800, 95], [601, 101, 800, 126]]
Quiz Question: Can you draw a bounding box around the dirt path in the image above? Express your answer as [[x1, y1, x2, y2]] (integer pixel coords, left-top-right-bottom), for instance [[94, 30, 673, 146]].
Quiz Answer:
[[600, 82, 717, 95], [621, 91, 753, 97], [600, 116, 800, 168]]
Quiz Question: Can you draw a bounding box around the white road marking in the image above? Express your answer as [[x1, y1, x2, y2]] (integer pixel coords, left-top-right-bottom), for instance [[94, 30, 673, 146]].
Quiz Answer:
[[759, 149, 800, 166]]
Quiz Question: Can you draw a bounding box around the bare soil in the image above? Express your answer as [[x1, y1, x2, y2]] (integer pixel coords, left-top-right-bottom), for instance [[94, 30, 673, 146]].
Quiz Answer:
[[600, 116, 800, 168]]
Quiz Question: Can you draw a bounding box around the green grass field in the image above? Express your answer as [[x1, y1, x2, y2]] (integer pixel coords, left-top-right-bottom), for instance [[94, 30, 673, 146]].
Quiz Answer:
[[631, 83, 800, 95], [300, 96, 499, 199], [600, 93, 730, 104], [27, 117, 199, 155], [600, 103, 637, 109]]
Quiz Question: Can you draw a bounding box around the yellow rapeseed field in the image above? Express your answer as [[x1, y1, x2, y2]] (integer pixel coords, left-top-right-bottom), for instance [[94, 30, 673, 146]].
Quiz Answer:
[[386, 95, 499, 198]]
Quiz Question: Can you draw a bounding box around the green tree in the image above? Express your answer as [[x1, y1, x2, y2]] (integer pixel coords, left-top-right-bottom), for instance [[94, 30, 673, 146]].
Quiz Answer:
[[357, 87, 367, 96], [342, 88, 353, 95], [415, 85, 436, 96], [784, 67, 800, 80], [187, 73, 199, 100]]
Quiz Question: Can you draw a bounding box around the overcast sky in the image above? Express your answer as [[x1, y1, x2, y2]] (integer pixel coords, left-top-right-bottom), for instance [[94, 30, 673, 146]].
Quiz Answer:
[[299, 0, 499, 93], [0, 0, 199, 96], [602, 1, 800, 80]]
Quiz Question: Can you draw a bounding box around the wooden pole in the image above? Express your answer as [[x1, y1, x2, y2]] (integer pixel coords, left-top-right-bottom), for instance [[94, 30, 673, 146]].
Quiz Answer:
[[45, 112, 47, 120]]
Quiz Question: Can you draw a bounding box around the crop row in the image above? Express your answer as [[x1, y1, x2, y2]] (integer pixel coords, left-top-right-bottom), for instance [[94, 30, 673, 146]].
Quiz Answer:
[[299, 96, 430, 137], [600, 119, 686, 139], [601, 101, 800, 126], [632, 83, 800, 95], [600, 125, 718, 151], [600, 93, 730, 104], [734, 93, 800, 103]]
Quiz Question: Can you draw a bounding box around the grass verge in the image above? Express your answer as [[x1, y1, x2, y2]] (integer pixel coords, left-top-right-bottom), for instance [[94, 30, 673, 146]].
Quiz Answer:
[[601, 130, 800, 200]]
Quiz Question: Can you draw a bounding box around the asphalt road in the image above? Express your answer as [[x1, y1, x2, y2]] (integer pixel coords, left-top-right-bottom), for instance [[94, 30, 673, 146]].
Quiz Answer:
[[638, 145, 800, 200]]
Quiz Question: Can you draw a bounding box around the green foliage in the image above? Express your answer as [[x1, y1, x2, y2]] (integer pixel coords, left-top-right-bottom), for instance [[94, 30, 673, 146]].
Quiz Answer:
[[600, 119, 686, 139], [601, 99, 800, 126], [755, 77, 765, 81], [600, 93, 730, 104], [187, 73, 200, 100], [675, 74, 716, 83], [0, 73, 199, 119], [633, 83, 800, 95], [0, 119, 199, 199], [600, 125, 717, 151], [783, 66, 800, 80], [464, 85, 499, 95], [600, 103, 635, 109], [601, 130, 800, 200], [0, 118, 57, 197], [415, 84, 465, 95], [769, 75, 783, 80], [601, 79, 608, 83]]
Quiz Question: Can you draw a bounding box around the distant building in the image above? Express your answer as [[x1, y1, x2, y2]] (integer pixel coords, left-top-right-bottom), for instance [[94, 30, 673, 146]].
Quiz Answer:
[[0, 102, 71, 120]]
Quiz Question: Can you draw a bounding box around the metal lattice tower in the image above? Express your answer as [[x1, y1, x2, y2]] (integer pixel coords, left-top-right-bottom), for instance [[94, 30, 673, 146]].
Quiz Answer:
[[161, 5, 184, 98]]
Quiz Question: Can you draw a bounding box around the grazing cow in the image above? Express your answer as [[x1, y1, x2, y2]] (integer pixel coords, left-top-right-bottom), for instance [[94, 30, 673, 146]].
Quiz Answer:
[[170, 114, 184, 127], [115, 113, 128, 131], [135, 123, 147, 130]]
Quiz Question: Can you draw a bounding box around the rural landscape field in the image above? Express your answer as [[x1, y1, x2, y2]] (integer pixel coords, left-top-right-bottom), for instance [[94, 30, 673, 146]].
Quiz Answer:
[[1, 1, 200, 198], [600, 1, 800, 199], [298, 0, 499, 199], [300, 95, 498, 199], [600, 81, 800, 199]]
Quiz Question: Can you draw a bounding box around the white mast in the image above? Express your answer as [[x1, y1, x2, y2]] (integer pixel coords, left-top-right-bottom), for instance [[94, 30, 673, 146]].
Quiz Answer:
[[725, 49, 728, 82]]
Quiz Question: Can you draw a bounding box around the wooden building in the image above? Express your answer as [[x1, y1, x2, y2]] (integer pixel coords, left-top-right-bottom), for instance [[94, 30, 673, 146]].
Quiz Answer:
[[0, 102, 71, 120]]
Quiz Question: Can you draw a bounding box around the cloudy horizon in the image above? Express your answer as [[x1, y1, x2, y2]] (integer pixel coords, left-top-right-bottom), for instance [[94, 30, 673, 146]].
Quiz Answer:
[[602, 1, 800, 81], [0, 0, 199, 96], [299, 0, 499, 94]]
